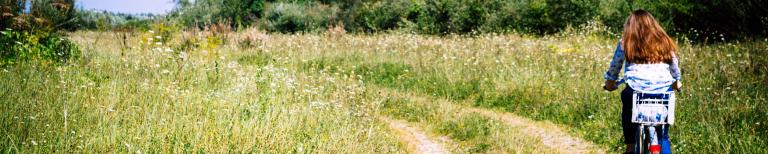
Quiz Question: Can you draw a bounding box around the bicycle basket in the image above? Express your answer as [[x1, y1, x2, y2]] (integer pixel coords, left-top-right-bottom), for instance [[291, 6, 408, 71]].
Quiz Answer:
[[631, 91, 676, 125]]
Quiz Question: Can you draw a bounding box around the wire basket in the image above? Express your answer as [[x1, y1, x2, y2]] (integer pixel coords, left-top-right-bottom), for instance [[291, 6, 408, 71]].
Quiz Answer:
[[631, 91, 676, 125]]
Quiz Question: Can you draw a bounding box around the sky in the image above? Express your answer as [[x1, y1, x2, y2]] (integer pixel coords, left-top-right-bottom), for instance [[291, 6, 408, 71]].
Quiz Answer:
[[77, 0, 177, 15]]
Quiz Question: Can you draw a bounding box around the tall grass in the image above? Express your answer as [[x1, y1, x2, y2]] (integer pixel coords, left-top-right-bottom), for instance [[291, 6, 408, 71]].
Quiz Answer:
[[290, 32, 767, 153], [1, 29, 765, 153], [0, 31, 402, 153]]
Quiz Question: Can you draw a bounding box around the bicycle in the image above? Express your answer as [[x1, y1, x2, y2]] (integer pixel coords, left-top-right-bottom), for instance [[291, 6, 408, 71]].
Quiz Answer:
[[605, 79, 677, 154], [631, 91, 675, 154]]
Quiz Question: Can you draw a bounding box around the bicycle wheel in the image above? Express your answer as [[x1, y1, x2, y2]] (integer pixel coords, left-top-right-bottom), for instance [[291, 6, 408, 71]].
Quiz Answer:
[[634, 125, 646, 154]]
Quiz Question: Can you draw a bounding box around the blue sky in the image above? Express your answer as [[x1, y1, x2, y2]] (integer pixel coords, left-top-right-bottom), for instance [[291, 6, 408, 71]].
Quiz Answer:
[[77, 0, 177, 14]]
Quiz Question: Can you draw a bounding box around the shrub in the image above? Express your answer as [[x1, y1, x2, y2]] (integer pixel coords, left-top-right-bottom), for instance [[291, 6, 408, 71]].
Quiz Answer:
[[261, 2, 338, 33], [351, 0, 412, 32], [0, 29, 79, 66], [170, 0, 266, 29]]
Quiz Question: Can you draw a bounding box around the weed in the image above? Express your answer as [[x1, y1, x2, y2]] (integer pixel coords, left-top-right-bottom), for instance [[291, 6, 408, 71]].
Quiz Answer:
[[437, 113, 492, 141], [380, 97, 433, 122]]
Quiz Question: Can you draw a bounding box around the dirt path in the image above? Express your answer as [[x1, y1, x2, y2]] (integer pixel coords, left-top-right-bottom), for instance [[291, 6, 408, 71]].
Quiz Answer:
[[377, 88, 605, 153], [380, 117, 450, 154], [468, 108, 605, 153]]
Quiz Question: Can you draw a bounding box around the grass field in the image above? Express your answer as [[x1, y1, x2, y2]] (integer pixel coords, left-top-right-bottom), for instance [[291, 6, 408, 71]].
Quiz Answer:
[[1, 29, 766, 153]]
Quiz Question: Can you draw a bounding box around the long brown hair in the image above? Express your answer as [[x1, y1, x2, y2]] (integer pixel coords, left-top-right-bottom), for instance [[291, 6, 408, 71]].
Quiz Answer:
[[621, 10, 677, 64]]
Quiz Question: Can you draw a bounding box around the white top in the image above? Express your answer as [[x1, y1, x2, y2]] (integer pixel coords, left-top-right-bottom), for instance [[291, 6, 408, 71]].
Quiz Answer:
[[604, 41, 681, 93]]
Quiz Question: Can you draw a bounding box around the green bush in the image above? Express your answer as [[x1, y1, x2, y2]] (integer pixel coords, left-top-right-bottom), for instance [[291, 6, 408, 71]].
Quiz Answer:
[[170, 0, 266, 29], [164, 0, 768, 38], [351, 0, 409, 32], [261, 2, 338, 33], [0, 29, 80, 66]]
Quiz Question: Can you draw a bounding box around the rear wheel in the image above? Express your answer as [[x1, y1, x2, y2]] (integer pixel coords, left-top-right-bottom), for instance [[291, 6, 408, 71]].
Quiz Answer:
[[634, 125, 646, 154]]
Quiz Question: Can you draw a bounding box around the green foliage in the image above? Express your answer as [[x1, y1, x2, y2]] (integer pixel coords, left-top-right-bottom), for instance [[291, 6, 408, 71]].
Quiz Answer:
[[1, 0, 77, 31], [74, 10, 154, 31], [437, 113, 493, 141], [351, 0, 410, 32], [170, 0, 265, 28], [380, 97, 434, 122], [0, 29, 79, 66], [354, 62, 411, 86], [261, 2, 337, 33], [348, 0, 600, 35], [237, 53, 274, 66], [165, 0, 767, 39]]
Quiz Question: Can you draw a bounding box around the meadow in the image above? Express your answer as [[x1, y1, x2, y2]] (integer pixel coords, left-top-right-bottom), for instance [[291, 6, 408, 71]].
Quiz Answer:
[[1, 28, 766, 153]]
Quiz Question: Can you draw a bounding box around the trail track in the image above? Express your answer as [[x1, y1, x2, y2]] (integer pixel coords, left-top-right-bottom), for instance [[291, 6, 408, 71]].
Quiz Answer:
[[380, 117, 450, 154], [468, 108, 606, 153], [378, 89, 606, 154]]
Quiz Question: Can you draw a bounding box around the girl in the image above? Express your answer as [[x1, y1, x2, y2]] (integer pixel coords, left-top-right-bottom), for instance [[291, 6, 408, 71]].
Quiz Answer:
[[603, 10, 682, 154]]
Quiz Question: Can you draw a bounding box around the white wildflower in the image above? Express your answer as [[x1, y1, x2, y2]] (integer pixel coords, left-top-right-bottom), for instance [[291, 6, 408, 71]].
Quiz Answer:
[[309, 101, 328, 109], [148, 30, 155, 34], [179, 52, 188, 60], [155, 35, 162, 39], [227, 62, 238, 69], [161, 69, 170, 74], [31, 140, 37, 146]]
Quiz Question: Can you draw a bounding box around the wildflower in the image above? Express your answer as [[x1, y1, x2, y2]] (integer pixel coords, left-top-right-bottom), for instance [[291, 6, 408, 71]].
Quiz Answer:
[[588, 115, 594, 119], [309, 101, 327, 109], [155, 42, 163, 46], [161, 70, 170, 74], [148, 30, 155, 34], [31, 140, 37, 146], [227, 62, 238, 69], [155, 35, 162, 39], [179, 52, 188, 60]]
